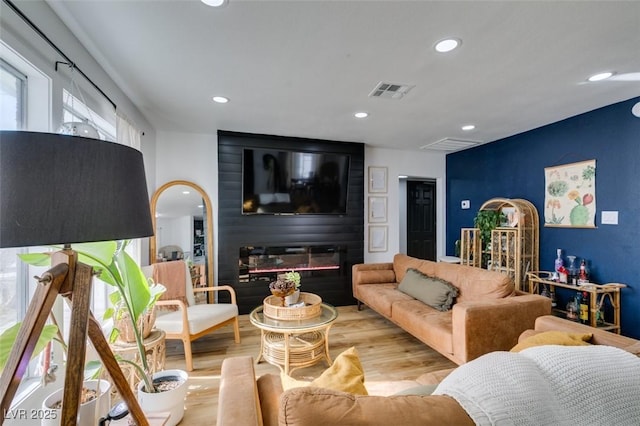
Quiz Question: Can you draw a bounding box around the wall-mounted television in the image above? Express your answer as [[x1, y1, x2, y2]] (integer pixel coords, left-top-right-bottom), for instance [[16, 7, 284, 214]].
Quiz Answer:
[[242, 148, 350, 215]]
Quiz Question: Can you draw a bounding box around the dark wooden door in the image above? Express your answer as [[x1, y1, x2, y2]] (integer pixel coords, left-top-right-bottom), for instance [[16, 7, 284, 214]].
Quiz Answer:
[[407, 180, 436, 260]]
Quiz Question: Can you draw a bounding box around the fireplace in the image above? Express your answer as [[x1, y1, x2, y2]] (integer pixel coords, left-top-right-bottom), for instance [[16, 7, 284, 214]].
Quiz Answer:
[[239, 245, 344, 284]]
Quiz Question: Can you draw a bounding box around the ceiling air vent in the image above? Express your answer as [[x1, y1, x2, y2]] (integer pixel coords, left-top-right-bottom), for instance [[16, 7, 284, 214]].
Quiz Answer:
[[420, 138, 482, 152], [368, 81, 414, 99]]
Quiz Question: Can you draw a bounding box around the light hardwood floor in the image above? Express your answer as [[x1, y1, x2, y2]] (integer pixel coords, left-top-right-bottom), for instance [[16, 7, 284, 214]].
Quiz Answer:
[[163, 305, 456, 425]]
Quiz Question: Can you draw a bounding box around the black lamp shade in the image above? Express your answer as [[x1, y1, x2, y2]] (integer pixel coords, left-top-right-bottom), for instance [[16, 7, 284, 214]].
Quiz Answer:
[[0, 131, 154, 248]]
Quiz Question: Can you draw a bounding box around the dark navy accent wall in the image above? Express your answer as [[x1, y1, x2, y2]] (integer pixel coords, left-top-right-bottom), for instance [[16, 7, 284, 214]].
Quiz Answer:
[[446, 97, 640, 338]]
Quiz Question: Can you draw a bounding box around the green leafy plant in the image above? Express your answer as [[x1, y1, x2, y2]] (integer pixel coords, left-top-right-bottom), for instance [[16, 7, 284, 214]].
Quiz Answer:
[[282, 271, 301, 289], [19, 240, 165, 393], [0, 323, 58, 372], [473, 210, 506, 268]]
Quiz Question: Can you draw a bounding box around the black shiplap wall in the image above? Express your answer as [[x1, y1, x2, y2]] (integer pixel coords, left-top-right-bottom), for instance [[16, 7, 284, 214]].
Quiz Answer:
[[218, 131, 364, 313]]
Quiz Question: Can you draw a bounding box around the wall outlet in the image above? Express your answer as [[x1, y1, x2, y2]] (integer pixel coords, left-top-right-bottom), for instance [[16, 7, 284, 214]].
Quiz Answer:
[[461, 200, 470, 209]]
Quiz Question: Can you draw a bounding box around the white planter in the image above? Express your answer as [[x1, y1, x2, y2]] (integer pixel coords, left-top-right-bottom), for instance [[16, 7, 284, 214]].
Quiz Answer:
[[137, 369, 188, 426], [285, 289, 301, 306], [41, 379, 111, 426]]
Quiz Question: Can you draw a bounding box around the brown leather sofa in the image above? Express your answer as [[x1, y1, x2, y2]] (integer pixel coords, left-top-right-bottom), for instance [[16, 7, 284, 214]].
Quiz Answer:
[[216, 315, 640, 426], [352, 254, 552, 365]]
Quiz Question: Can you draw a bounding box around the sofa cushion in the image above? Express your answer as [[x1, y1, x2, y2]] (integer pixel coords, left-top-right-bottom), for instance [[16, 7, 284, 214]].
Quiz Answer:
[[392, 300, 454, 356], [393, 384, 439, 396], [434, 262, 515, 302], [393, 253, 437, 284], [281, 346, 368, 395], [510, 331, 592, 352], [398, 268, 458, 311], [357, 283, 414, 317]]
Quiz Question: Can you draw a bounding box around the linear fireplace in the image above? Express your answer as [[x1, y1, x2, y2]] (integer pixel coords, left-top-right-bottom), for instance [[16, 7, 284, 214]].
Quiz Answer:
[[239, 245, 344, 284]]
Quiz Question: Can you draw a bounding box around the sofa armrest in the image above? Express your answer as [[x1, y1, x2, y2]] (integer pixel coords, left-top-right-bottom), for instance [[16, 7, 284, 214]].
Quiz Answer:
[[352, 262, 396, 300], [217, 356, 263, 426], [451, 294, 551, 363]]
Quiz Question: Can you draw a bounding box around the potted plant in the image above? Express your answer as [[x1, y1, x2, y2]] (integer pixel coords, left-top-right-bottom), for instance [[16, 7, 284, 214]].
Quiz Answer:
[[19, 241, 187, 426], [473, 209, 505, 268], [282, 271, 301, 305]]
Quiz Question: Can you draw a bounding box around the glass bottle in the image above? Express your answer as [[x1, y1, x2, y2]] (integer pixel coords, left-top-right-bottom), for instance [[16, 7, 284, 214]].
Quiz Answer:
[[566, 255, 577, 285], [579, 291, 589, 325], [578, 259, 588, 284], [554, 249, 563, 272]]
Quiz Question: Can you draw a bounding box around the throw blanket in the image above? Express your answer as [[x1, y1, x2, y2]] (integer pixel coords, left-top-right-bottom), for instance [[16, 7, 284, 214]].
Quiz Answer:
[[153, 260, 189, 309], [433, 345, 640, 426]]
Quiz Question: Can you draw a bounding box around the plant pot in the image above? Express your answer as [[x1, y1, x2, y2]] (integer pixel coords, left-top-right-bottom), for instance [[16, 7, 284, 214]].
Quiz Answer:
[[116, 309, 156, 342], [41, 379, 111, 426], [285, 289, 301, 306], [137, 369, 188, 426]]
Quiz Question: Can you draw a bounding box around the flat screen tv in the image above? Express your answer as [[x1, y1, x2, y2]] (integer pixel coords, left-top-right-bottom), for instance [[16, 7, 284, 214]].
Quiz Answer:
[[242, 148, 350, 215]]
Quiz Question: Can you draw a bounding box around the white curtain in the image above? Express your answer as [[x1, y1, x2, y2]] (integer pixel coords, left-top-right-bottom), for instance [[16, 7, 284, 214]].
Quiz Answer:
[[115, 111, 144, 263], [116, 111, 141, 150]]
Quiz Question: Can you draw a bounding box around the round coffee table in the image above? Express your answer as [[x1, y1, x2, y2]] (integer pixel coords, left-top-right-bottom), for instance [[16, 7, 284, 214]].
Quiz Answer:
[[249, 303, 338, 374]]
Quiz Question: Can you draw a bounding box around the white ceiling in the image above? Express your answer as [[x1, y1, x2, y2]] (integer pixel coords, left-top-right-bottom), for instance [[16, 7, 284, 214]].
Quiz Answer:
[[47, 0, 640, 152]]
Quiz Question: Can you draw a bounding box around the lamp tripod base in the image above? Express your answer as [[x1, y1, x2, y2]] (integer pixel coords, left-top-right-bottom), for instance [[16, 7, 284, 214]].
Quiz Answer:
[[0, 249, 149, 426]]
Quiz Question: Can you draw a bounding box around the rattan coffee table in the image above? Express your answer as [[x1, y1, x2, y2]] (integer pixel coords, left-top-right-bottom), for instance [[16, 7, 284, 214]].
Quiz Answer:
[[249, 303, 338, 374]]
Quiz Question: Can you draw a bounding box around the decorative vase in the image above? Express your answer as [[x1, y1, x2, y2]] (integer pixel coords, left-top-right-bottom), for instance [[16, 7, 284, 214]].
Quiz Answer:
[[285, 289, 301, 306], [42, 379, 111, 426], [137, 369, 188, 426]]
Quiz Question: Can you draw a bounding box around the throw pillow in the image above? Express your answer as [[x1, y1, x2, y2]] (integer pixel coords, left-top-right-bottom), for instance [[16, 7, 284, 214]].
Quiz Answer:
[[510, 331, 592, 352], [397, 268, 458, 311], [281, 346, 368, 395]]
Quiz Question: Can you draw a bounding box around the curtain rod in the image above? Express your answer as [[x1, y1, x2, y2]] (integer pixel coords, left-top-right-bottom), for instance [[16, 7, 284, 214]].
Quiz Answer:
[[3, 0, 117, 110]]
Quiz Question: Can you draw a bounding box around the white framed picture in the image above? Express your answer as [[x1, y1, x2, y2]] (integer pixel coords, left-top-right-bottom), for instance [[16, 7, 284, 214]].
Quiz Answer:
[[368, 225, 388, 252], [368, 166, 388, 193], [368, 196, 387, 223]]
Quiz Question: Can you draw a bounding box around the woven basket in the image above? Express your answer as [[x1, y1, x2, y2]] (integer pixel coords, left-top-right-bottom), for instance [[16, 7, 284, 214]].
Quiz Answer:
[[115, 309, 156, 343], [263, 292, 322, 320]]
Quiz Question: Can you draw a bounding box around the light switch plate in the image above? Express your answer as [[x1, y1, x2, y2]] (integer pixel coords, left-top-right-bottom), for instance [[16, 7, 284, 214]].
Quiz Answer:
[[601, 211, 618, 225], [461, 200, 470, 209]]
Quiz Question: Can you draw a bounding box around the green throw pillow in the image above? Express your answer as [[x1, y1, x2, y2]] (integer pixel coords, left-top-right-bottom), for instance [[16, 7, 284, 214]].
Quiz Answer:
[[397, 268, 458, 311]]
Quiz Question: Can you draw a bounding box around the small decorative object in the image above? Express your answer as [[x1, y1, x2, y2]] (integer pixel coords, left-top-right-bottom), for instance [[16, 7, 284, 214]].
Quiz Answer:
[[281, 271, 301, 305], [269, 278, 296, 306], [566, 255, 578, 285], [566, 297, 578, 320]]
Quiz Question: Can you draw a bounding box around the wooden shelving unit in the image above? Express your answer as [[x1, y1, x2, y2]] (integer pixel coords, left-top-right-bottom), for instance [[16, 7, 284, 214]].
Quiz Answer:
[[527, 271, 626, 333], [460, 198, 539, 291]]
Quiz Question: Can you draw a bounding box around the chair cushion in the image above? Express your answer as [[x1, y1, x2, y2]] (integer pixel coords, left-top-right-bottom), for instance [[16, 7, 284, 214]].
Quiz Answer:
[[155, 303, 238, 334]]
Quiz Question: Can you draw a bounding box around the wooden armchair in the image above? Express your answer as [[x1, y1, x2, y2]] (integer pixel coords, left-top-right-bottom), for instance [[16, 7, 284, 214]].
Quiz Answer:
[[145, 261, 240, 371]]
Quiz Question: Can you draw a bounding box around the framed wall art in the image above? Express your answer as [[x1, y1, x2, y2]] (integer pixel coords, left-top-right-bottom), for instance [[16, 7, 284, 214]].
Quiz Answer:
[[368, 166, 388, 193], [368, 196, 387, 223], [544, 159, 596, 228], [368, 225, 388, 252]]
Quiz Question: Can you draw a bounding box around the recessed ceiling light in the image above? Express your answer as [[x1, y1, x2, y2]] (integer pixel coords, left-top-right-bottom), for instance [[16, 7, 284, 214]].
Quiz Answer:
[[354, 112, 369, 118], [435, 38, 461, 53], [461, 124, 476, 131], [587, 72, 614, 82], [202, 0, 228, 7], [182, 191, 190, 195], [213, 96, 229, 103]]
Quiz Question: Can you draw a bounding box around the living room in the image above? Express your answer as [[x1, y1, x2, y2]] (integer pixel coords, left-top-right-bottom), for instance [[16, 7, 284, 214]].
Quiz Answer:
[[1, 1, 640, 425]]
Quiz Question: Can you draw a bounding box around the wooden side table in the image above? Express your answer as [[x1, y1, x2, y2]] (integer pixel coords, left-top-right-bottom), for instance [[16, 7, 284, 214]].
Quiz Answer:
[[109, 329, 166, 391]]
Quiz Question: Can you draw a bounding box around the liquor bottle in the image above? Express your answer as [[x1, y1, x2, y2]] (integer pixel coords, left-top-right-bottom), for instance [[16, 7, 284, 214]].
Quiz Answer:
[[578, 259, 588, 284], [573, 292, 582, 322], [579, 291, 590, 325], [554, 249, 563, 272]]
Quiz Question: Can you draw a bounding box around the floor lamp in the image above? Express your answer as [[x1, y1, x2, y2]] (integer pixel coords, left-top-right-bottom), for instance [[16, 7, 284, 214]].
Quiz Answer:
[[0, 131, 153, 425]]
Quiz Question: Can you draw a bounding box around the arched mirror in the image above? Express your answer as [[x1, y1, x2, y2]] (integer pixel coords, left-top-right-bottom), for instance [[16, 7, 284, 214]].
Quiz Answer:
[[149, 180, 214, 289]]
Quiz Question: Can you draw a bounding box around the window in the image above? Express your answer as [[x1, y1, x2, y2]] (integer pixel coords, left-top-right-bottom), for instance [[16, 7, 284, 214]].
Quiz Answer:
[[0, 59, 27, 130]]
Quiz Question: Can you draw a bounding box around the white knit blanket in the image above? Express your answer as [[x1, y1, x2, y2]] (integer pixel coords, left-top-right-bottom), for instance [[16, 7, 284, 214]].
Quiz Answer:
[[433, 345, 640, 426]]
